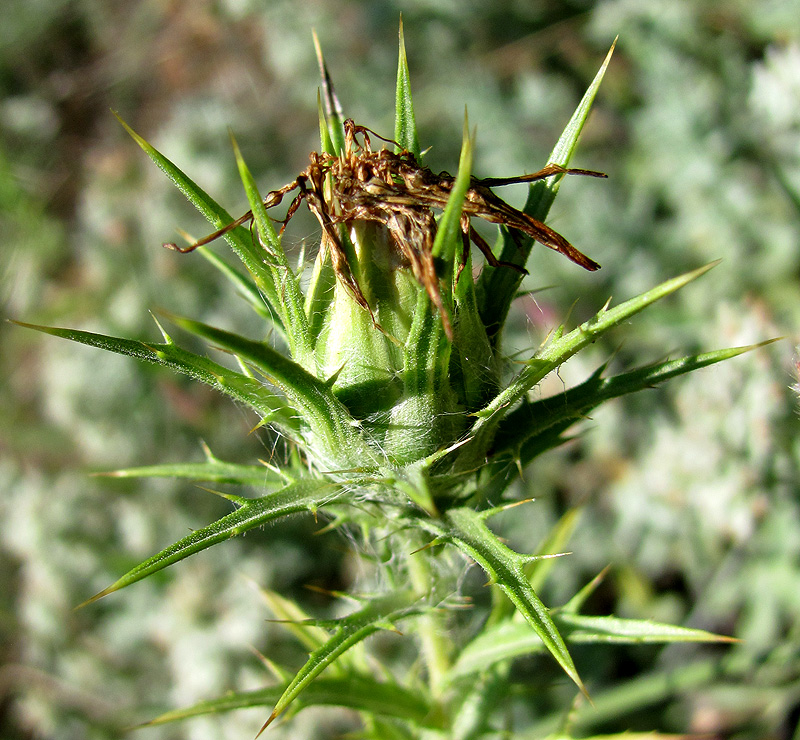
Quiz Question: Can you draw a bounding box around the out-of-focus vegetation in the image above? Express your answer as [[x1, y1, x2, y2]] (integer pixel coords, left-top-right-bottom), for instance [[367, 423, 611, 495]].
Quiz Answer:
[[1, 2, 798, 739]]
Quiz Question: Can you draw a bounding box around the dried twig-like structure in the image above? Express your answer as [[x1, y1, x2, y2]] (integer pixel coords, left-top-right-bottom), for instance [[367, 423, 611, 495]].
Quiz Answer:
[[166, 120, 604, 337]]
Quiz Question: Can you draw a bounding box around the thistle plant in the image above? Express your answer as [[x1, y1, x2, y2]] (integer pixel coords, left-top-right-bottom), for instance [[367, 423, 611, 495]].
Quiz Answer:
[[18, 28, 768, 739]]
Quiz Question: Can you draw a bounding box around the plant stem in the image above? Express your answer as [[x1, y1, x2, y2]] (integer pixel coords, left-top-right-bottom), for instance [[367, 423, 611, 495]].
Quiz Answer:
[[407, 536, 451, 697]]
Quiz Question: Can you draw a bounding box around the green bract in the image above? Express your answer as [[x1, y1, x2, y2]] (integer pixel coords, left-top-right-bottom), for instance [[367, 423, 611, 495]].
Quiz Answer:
[[19, 26, 765, 739]]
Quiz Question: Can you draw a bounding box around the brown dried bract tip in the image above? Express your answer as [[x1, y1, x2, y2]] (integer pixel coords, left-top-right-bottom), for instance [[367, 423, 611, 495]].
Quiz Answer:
[[167, 120, 604, 338]]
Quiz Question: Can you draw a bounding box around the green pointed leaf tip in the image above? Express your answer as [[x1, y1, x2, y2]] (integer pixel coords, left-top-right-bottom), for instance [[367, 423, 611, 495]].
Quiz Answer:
[[476, 39, 615, 335], [229, 135, 316, 364], [451, 613, 733, 680], [78, 479, 338, 607], [429, 507, 585, 695], [114, 112, 300, 337], [144, 675, 435, 729], [313, 30, 345, 155], [431, 112, 474, 268], [230, 132, 281, 253], [464, 262, 721, 463], [544, 37, 616, 194], [494, 339, 769, 461], [95, 459, 286, 487], [13, 321, 300, 434], [395, 18, 421, 158], [266, 590, 421, 728]]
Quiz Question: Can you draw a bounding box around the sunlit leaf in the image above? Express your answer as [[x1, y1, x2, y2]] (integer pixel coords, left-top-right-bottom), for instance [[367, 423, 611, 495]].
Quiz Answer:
[[79, 478, 339, 607], [260, 590, 422, 733]]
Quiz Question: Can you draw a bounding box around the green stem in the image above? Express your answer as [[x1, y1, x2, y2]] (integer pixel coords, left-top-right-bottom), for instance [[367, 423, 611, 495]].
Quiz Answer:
[[407, 535, 450, 697]]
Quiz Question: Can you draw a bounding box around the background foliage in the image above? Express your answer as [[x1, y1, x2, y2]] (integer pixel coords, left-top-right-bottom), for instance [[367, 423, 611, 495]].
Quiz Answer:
[[1, 1, 799, 738]]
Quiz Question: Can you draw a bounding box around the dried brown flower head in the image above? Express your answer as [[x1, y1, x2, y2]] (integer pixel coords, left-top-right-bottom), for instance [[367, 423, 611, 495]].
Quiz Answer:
[[166, 119, 604, 338]]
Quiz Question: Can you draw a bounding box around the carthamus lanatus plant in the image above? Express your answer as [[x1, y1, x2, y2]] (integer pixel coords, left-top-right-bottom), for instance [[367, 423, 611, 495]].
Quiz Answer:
[[18, 28, 765, 739]]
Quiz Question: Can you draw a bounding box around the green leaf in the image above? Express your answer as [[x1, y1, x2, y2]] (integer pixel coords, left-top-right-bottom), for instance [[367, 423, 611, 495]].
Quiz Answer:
[[303, 201, 337, 341], [313, 30, 345, 155], [141, 686, 284, 726], [95, 441, 293, 487], [164, 314, 378, 469], [14, 321, 299, 433], [527, 38, 617, 213], [555, 613, 738, 645], [259, 588, 332, 653], [142, 674, 436, 730], [96, 460, 286, 488], [561, 567, 610, 615], [493, 340, 775, 463], [451, 243, 496, 412], [424, 507, 585, 695], [451, 614, 732, 680], [450, 620, 547, 679], [543, 733, 701, 740], [195, 247, 278, 325], [450, 668, 507, 740], [260, 590, 422, 732], [79, 478, 339, 607], [230, 135, 315, 366], [486, 508, 582, 627], [114, 114, 287, 337], [476, 40, 616, 339], [317, 91, 336, 156], [394, 18, 421, 158], [403, 112, 473, 359], [432, 113, 474, 273], [461, 262, 719, 470]]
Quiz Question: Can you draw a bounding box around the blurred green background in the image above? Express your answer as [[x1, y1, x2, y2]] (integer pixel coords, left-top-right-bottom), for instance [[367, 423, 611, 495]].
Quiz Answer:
[[2, 1, 799, 738]]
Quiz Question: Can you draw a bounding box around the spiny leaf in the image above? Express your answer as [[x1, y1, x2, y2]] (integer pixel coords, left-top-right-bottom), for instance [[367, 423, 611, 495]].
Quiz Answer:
[[78, 479, 339, 608], [259, 590, 422, 734], [95, 460, 287, 488], [431, 112, 474, 273], [13, 321, 299, 433], [561, 567, 611, 615], [528, 37, 617, 211], [164, 313, 377, 469], [509, 263, 721, 410], [477, 39, 616, 337], [141, 686, 283, 727], [555, 613, 738, 645], [96, 441, 293, 487], [312, 30, 345, 155], [317, 91, 336, 156], [114, 114, 287, 338], [258, 588, 332, 653], [424, 507, 585, 695], [463, 263, 720, 468], [494, 340, 776, 462], [486, 508, 582, 627], [195, 247, 278, 324], [142, 674, 436, 729], [230, 134, 314, 366], [450, 614, 733, 680], [394, 18, 421, 159]]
